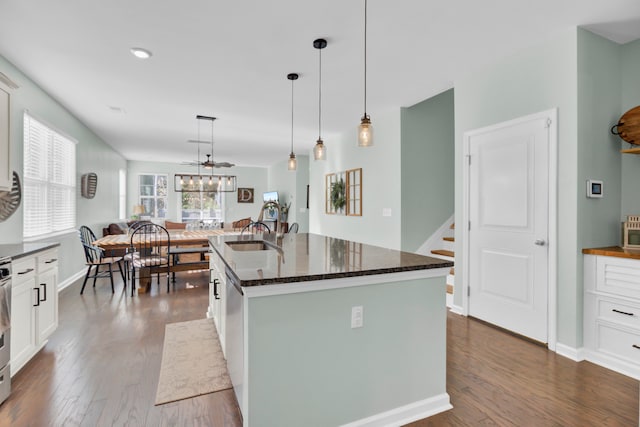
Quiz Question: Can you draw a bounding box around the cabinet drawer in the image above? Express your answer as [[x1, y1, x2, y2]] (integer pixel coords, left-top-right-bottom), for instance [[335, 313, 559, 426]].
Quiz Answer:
[[597, 298, 640, 329], [596, 256, 640, 299], [597, 323, 640, 366], [37, 249, 58, 273], [12, 257, 36, 286]]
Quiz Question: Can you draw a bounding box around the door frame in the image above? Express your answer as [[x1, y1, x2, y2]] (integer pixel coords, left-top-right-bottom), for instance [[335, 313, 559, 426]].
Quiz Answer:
[[461, 108, 558, 350]]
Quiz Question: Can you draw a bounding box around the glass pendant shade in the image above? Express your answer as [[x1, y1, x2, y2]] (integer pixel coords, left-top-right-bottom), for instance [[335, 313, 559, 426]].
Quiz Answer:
[[358, 115, 373, 147], [314, 139, 326, 161], [288, 152, 297, 170]]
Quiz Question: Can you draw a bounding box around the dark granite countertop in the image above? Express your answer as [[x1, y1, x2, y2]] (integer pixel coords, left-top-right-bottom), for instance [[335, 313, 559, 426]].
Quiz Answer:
[[0, 242, 60, 260], [209, 232, 452, 288]]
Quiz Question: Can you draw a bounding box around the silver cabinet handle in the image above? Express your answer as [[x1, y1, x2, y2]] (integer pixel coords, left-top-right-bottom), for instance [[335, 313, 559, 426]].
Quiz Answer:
[[534, 239, 546, 246]]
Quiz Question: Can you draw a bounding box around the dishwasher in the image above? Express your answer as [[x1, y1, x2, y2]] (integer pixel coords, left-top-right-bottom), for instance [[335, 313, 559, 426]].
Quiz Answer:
[[0, 256, 11, 405]]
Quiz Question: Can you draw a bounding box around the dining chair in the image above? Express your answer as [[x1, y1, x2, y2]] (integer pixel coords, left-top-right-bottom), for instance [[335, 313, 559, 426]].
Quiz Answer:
[[78, 225, 126, 294], [129, 223, 171, 295], [288, 222, 299, 233], [241, 221, 271, 235]]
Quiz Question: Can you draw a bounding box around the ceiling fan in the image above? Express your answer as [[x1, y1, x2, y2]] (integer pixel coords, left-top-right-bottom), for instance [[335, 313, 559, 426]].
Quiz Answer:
[[181, 115, 235, 169]]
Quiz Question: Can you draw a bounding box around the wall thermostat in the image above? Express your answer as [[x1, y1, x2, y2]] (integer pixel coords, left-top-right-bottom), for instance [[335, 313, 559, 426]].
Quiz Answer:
[[587, 180, 603, 198]]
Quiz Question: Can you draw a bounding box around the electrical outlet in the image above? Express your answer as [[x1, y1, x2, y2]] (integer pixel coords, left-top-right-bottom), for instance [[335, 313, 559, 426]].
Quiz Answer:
[[351, 306, 363, 328]]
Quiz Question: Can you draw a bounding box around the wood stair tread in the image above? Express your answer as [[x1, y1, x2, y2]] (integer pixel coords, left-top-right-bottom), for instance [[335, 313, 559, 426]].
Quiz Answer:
[[431, 249, 454, 258], [446, 284, 454, 294], [449, 267, 455, 275], [449, 223, 455, 229], [443, 237, 454, 242]]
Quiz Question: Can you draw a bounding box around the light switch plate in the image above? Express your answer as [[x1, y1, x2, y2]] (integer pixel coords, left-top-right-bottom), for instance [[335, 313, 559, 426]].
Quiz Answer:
[[351, 306, 363, 328], [382, 208, 392, 217]]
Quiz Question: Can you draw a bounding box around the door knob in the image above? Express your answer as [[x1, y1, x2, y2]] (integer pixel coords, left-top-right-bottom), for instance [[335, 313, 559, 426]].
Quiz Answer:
[[534, 239, 546, 246]]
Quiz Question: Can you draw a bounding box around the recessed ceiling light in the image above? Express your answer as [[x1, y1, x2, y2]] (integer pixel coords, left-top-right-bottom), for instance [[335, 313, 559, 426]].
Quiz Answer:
[[130, 47, 152, 59]]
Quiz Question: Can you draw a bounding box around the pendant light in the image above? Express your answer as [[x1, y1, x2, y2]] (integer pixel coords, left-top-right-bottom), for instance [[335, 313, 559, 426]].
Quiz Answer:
[[358, 0, 373, 147], [287, 73, 299, 170], [313, 38, 327, 161]]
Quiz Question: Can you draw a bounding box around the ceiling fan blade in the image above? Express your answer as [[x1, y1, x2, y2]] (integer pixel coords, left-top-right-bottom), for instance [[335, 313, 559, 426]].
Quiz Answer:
[[214, 162, 235, 168]]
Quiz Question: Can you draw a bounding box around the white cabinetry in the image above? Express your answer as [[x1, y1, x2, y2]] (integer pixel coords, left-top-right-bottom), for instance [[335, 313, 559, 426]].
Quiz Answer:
[[584, 254, 640, 380], [0, 82, 11, 191], [10, 248, 59, 375], [208, 246, 226, 355]]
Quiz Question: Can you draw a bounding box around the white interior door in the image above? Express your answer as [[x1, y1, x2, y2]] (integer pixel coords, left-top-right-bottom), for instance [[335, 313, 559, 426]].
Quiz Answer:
[[467, 114, 549, 343]]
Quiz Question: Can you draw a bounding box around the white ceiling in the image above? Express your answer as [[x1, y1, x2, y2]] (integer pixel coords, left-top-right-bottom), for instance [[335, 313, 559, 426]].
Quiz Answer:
[[1, 0, 639, 168]]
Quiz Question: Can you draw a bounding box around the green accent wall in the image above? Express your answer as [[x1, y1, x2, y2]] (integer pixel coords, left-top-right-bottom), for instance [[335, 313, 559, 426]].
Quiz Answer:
[[620, 38, 640, 216], [0, 54, 127, 286], [454, 29, 580, 346], [576, 29, 624, 346], [247, 277, 446, 425], [401, 89, 454, 252]]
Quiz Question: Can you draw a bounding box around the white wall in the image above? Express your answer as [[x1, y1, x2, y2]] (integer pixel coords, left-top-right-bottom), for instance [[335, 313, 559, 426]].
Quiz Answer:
[[127, 160, 268, 224], [309, 109, 402, 250]]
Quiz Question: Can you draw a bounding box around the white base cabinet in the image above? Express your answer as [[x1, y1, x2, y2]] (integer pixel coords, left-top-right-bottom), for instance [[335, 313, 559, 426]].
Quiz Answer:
[[584, 254, 640, 380], [208, 244, 226, 356], [11, 248, 58, 376]]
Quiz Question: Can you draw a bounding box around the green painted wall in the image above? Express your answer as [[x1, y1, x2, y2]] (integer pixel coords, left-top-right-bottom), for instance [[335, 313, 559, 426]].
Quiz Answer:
[[247, 277, 446, 425], [0, 55, 126, 286], [309, 109, 402, 250], [266, 155, 309, 232], [620, 39, 640, 216], [454, 29, 580, 346], [127, 160, 268, 224], [401, 89, 455, 252], [576, 29, 624, 346]]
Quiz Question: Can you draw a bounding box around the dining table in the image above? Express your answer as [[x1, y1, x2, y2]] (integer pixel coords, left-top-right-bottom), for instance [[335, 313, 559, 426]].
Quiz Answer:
[[93, 229, 234, 294]]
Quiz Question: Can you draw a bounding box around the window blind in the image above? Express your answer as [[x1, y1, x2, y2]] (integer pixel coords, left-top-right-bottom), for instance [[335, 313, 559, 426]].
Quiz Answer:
[[23, 112, 76, 238]]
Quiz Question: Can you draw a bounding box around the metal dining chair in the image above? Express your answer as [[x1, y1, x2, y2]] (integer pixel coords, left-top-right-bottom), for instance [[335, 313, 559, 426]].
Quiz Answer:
[[78, 225, 126, 294], [287, 222, 299, 233], [240, 221, 271, 235], [129, 223, 171, 295]]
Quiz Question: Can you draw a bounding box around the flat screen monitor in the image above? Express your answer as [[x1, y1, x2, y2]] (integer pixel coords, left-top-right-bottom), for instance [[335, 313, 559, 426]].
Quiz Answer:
[[263, 191, 278, 203]]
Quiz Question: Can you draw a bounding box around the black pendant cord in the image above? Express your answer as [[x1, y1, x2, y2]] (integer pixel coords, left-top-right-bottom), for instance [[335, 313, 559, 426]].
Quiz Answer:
[[210, 119, 215, 179], [291, 77, 294, 153], [318, 47, 322, 140], [364, 0, 368, 117]]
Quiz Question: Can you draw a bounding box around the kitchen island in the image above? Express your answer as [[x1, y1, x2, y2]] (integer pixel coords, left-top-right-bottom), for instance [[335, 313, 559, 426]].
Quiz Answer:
[[208, 233, 452, 427]]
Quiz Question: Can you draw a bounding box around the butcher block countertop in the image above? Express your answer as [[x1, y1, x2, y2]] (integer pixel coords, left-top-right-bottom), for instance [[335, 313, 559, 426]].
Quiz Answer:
[[582, 246, 640, 260]]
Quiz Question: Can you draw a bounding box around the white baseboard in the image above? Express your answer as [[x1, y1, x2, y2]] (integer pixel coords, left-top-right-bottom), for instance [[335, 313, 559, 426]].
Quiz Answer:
[[340, 393, 452, 427], [58, 269, 86, 292], [583, 349, 640, 381], [449, 304, 464, 315], [555, 343, 584, 361]]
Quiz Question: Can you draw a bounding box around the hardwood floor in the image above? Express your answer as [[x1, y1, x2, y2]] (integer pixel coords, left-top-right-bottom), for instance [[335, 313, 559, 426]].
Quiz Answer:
[[409, 314, 638, 427], [0, 271, 242, 427], [1, 273, 637, 426]]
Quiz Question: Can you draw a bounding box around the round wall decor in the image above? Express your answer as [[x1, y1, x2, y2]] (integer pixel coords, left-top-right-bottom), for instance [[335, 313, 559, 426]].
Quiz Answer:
[[0, 171, 21, 222]]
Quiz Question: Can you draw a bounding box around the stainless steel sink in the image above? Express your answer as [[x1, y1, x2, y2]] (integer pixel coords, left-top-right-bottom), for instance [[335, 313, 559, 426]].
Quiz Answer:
[[226, 241, 273, 251]]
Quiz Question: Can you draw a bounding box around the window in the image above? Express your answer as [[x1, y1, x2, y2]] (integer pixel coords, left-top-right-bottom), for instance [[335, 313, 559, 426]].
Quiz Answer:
[[23, 112, 76, 238], [180, 189, 223, 223], [138, 174, 167, 218], [118, 169, 126, 220]]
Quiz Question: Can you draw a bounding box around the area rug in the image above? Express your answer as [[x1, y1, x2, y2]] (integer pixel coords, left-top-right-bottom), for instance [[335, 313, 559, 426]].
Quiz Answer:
[[155, 318, 233, 405]]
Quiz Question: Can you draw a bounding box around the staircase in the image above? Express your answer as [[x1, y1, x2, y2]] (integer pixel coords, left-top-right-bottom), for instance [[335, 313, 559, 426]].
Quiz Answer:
[[428, 222, 455, 307]]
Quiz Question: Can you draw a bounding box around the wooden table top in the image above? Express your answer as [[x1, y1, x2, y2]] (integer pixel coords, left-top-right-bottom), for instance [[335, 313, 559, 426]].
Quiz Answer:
[[94, 229, 231, 250]]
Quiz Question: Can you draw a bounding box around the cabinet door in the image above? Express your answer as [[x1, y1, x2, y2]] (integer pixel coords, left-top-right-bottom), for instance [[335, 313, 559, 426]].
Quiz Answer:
[[0, 86, 10, 192], [37, 268, 58, 343], [10, 282, 37, 375]]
